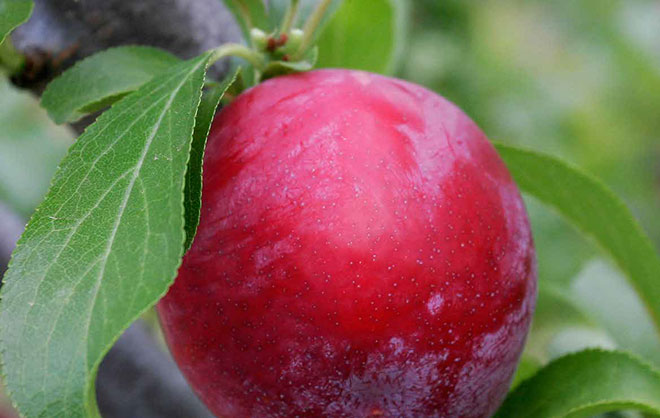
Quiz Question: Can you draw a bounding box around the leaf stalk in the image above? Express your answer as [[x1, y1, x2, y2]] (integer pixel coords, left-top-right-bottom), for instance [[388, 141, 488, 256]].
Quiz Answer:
[[293, 0, 333, 60], [280, 0, 300, 35]]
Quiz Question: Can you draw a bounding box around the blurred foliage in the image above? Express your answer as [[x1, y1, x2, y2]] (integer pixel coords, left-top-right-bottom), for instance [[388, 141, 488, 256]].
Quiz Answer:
[[400, 1, 660, 408], [402, 0, 660, 287], [0, 77, 72, 218]]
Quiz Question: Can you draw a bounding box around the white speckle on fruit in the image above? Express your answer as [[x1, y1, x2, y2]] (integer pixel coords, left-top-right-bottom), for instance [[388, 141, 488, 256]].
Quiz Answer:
[[426, 293, 444, 316]]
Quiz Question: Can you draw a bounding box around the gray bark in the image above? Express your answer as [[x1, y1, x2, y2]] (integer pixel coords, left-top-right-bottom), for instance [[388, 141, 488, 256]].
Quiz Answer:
[[11, 0, 241, 92], [96, 323, 214, 418], [4, 1, 242, 416], [0, 203, 24, 277]]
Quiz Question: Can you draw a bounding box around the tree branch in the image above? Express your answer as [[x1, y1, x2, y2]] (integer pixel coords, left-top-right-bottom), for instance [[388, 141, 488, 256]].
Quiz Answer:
[[96, 322, 214, 418], [0, 203, 24, 277], [10, 0, 241, 93]]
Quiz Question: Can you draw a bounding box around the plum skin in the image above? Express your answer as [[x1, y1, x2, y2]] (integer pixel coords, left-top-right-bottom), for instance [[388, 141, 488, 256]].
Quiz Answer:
[[157, 69, 536, 417]]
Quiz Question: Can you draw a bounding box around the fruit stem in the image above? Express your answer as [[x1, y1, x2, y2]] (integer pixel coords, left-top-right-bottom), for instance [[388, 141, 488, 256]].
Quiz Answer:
[[235, 2, 256, 46], [293, 0, 333, 60], [210, 43, 265, 70], [280, 0, 300, 35]]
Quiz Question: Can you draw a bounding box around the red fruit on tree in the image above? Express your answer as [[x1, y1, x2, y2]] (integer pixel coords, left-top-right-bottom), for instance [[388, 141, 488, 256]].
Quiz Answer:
[[158, 69, 536, 417]]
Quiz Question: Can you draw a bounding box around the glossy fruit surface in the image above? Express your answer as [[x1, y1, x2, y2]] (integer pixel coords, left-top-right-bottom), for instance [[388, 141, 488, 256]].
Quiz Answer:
[[158, 69, 536, 417]]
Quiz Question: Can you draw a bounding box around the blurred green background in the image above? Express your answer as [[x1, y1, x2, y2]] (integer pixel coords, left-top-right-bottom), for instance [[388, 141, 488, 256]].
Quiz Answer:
[[1, 0, 659, 416], [404, 0, 660, 285], [400, 0, 660, 395]]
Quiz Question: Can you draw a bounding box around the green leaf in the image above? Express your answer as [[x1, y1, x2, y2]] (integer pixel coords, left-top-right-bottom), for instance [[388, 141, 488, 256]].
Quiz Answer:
[[494, 143, 660, 334], [315, 0, 407, 74], [0, 34, 24, 74], [267, 0, 343, 34], [0, 0, 32, 44], [495, 349, 660, 417], [0, 76, 72, 217], [41, 46, 181, 124], [221, 0, 269, 44], [510, 355, 542, 390], [184, 68, 240, 250], [265, 0, 289, 30], [0, 52, 211, 417]]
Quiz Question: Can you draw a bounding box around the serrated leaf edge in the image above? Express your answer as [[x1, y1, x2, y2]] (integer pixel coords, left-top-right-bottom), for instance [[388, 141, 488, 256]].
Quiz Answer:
[[507, 348, 660, 418], [81, 53, 213, 417], [0, 0, 33, 44], [41, 45, 180, 124], [0, 52, 213, 418]]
